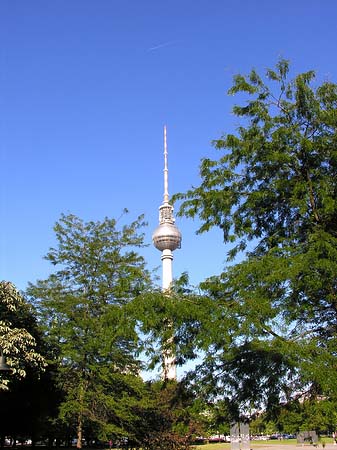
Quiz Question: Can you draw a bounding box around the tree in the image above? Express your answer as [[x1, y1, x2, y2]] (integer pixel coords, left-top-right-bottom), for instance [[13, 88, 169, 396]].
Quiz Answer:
[[136, 380, 208, 450], [0, 282, 51, 446], [250, 398, 337, 435], [0, 281, 46, 390], [173, 60, 337, 413], [27, 212, 153, 447], [275, 399, 337, 435]]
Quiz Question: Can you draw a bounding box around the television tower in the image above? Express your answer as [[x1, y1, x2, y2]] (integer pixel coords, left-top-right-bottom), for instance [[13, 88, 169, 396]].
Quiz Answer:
[[152, 126, 182, 380]]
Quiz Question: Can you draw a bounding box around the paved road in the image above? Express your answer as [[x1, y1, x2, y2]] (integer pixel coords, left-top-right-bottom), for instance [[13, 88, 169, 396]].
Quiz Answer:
[[251, 444, 336, 450]]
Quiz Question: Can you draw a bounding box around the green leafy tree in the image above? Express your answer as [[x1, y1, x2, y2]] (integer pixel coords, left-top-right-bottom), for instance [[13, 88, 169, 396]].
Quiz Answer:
[[296, 399, 337, 433], [0, 282, 52, 446], [28, 212, 153, 447], [137, 381, 208, 450], [0, 281, 46, 390], [173, 60, 337, 413], [265, 398, 337, 434]]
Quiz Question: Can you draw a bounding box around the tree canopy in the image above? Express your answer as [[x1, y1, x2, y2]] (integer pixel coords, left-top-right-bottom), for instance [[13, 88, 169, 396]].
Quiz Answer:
[[173, 60, 337, 415]]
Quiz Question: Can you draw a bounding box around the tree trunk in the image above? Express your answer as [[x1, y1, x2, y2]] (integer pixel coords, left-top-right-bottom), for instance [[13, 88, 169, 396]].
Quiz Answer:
[[76, 413, 82, 449]]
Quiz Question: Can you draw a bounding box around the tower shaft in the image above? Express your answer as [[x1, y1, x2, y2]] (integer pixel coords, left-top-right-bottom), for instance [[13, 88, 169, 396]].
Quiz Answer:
[[161, 249, 173, 291]]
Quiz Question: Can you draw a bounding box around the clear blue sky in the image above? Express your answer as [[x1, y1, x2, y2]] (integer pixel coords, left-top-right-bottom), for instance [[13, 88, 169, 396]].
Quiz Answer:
[[2, 0, 337, 291]]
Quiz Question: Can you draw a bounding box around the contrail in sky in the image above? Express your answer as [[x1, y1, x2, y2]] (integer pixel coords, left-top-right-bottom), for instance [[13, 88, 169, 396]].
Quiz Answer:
[[147, 40, 178, 52]]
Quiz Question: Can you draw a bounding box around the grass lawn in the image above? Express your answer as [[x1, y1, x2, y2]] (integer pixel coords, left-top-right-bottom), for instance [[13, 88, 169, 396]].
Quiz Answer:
[[193, 443, 230, 450]]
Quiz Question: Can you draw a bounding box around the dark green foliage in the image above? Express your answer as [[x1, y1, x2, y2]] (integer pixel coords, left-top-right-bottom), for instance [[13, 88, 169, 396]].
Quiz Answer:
[[250, 398, 337, 435], [173, 60, 337, 414], [138, 381, 207, 450]]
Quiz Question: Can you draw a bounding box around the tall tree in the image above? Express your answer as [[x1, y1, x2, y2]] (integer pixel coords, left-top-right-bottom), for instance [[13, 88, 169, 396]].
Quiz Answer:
[[28, 212, 153, 446], [173, 60, 337, 414]]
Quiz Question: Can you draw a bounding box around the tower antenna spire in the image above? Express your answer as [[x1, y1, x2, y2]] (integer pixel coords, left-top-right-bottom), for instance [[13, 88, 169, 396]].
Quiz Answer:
[[163, 125, 169, 204]]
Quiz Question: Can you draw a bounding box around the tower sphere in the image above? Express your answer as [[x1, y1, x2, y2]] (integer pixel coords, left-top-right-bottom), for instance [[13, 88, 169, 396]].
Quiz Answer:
[[152, 222, 182, 251]]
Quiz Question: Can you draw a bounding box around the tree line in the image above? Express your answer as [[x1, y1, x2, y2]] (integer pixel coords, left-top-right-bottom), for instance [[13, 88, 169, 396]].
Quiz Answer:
[[1, 60, 337, 449]]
